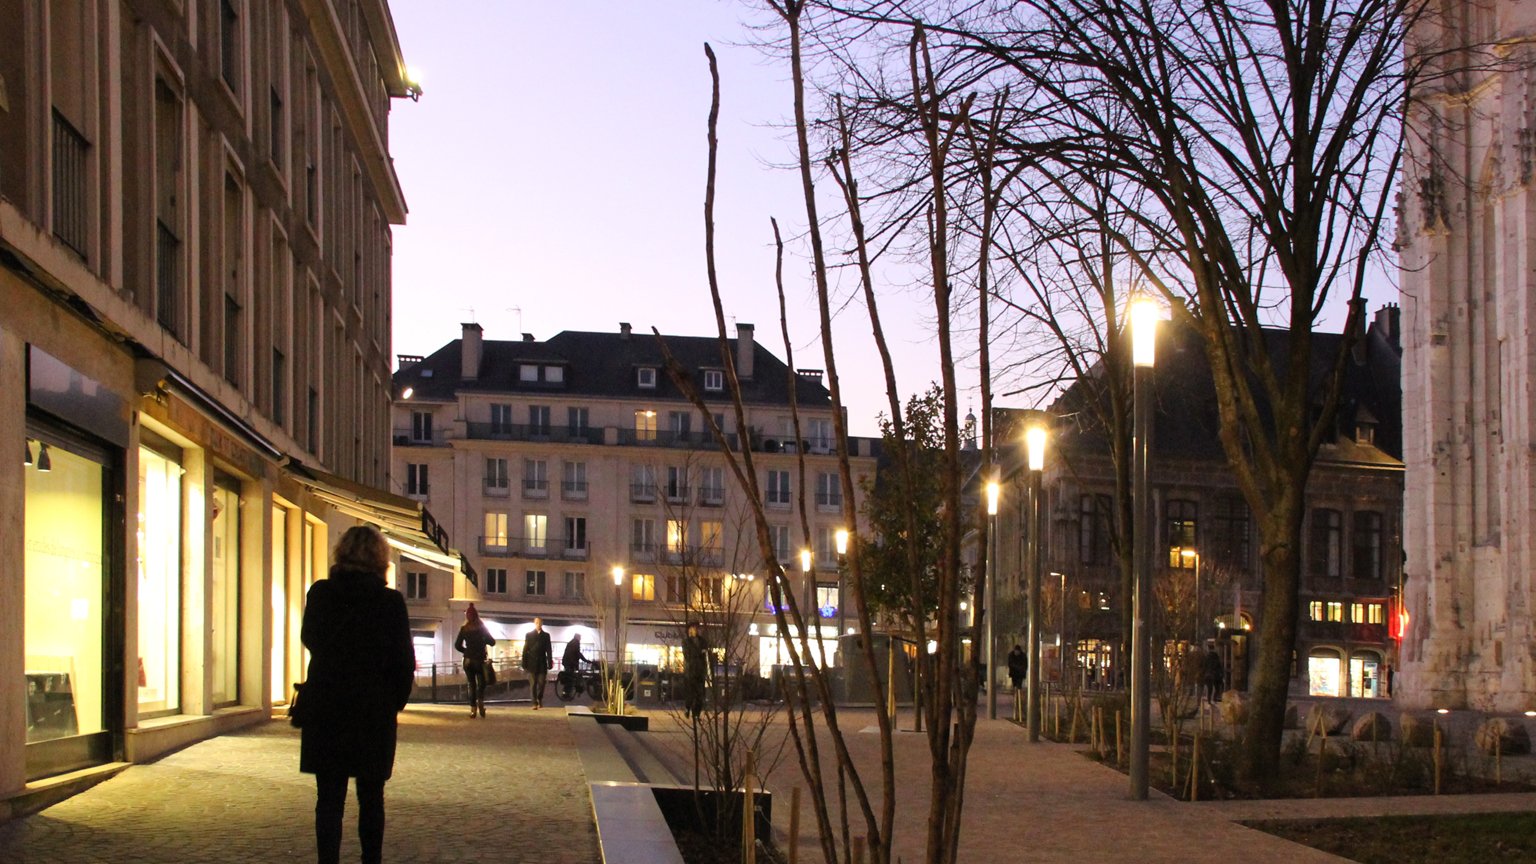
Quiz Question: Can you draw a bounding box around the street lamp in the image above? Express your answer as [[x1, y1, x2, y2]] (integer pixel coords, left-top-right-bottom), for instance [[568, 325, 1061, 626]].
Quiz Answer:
[[611, 565, 626, 716], [835, 528, 850, 642], [1181, 549, 1201, 649], [1024, 424, 1047, 742], [1129, 295, 1159, 800], [800, 548, 821, 665], [985, 476, 1001, 720]]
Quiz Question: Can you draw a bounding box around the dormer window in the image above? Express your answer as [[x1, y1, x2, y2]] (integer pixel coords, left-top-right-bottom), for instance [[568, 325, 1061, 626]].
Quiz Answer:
[[704, 369, 724, 392], [638, 367, 658, 389], [1357, 422, 1376, 446], [545, 365, 564, 383], [519, 364, 539, 382]]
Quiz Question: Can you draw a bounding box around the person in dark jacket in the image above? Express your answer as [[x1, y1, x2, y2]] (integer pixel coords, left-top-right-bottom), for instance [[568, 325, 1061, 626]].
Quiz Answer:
[[521, 617, 554, 709], [455, 604, 495, 718], [1006, 644, 1028, 692], [1201, 646, 1225, 703], [299, 525, 414, 864], [682, 623, 708, 720]]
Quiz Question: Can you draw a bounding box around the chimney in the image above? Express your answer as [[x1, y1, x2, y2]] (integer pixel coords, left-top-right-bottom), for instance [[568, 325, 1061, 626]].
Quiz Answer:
[[1373, 303, 1401, 352], [461, 322, 483, 380], [620, 322, 632, 340], [522, 333, 535, 342], [736, 323, 755, 380]]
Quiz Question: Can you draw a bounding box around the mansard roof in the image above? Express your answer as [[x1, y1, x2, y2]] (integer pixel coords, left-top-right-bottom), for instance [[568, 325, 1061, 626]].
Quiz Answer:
[[393, 327, 834, 408], [999, 305, 1403, 475]]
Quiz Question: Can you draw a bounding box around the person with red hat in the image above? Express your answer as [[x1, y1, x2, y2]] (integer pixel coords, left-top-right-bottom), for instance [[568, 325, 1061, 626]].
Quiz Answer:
[[455, 604, 495, 717]]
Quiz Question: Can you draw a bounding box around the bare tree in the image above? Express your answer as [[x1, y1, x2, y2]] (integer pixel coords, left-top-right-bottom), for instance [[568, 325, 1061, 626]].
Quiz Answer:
[[781, 0, 1438, 782]]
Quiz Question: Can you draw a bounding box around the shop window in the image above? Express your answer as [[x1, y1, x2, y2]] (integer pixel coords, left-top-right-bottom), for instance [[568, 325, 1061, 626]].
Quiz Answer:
[[210, 479, 242, 706], [1308, 651, 1342, 696], [1350, 653, 1382, 698], [25, 434, 109, 749], [137, 442, 183, 717]]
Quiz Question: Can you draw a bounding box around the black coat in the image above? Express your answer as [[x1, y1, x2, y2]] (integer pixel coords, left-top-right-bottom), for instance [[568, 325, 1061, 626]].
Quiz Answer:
[[455, 622, 495, 667], [521, 629, 553, 673], [298, 565, 415, 780]]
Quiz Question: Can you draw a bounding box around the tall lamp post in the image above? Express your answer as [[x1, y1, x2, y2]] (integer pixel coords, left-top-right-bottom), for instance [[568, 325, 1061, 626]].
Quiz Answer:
[[1129, 296, 1159, 800], [801, 548, 817, 665], [1024, 425, 1047, 742], [985, 476, 1000, 720], [835, 528, 850, 650], [611, 565, 626, 716], [1181, 549, 1201, 649]]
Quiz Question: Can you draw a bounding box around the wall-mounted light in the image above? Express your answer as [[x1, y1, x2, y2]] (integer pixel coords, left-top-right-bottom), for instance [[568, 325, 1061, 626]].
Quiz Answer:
[[37, 442, 52, 472], [985, 480, 999, 516], [24, 440, 33, 467], [835, 528, 849, 556], [400, 386, 414, 400], [800, 548, 812, 573]]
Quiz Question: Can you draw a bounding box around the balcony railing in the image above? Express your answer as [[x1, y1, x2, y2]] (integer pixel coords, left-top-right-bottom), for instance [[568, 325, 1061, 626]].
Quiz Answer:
[[156, 220, 181, 337], [52, 110, 90, 257], [562, 480, 589, 499], [479, 535, 589, 558], [631, 483, 658, 502], [664, 484, 690, 503], [617, 428, 740, 449], [465, 422, 604, 445], [697, 489, 725, 507], [522, 479, 550, 498], [483, 479, 510, 497]]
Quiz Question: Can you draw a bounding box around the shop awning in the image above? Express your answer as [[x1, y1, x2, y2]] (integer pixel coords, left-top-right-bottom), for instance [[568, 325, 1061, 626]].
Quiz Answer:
[[285, 459, 478, 586]]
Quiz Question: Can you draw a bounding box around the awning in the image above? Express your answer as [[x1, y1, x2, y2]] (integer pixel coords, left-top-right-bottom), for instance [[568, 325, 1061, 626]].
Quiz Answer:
[[285, 459, 478, 586]]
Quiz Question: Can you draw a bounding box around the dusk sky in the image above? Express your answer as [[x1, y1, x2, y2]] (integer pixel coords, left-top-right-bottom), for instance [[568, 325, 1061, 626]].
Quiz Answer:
[[387, 1, 957, 437]]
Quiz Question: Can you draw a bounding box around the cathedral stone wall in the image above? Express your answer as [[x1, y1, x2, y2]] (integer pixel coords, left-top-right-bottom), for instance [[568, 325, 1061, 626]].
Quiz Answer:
[[1400, 2, 1536, 711]]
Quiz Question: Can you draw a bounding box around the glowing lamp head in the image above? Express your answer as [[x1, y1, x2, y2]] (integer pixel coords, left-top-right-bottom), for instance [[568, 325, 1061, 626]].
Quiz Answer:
[[985, 481, 1000, 516], [1130, 296, 1159, 367], [611, 565, 625, 587], [1025, 426, 1047, 472], [400, 386, 414, 400], [1181, 549, 1198, 565], [800, 548, 812, 573], [835, 528, 849, 556]]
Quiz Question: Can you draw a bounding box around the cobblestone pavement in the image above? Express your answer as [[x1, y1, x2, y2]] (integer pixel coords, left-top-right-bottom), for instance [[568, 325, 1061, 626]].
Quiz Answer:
[[0, 704, 599, 864]]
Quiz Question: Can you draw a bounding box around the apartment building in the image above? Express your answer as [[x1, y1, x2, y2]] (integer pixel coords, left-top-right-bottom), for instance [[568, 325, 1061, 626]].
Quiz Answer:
[[985, 307, 1403, 700], [391, 322, 878, 679], [0, 0, 456, 800]]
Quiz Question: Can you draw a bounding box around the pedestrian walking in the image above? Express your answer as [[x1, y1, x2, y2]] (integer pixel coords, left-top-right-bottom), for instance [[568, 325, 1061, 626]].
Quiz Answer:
[[298, 525, 415, 864], [682, 623, 708, 720], [1201, 646, 1224, 703], [560, 633, 586, 699], [455, 604, 495, 717], [1006, 644, 1027, 693], [522, 617, 554, 709]]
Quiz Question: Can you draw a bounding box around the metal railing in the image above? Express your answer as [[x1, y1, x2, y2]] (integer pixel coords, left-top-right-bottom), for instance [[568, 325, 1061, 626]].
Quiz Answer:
[[465, 422, 605, 445], [52, 110, 90, 257]]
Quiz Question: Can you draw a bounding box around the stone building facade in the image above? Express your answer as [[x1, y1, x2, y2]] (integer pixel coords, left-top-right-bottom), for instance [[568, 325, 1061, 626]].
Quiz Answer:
[[986, 312, 1403, 700], [0, 0, 454, 804], [390, 322, 877, 685], [1398, 2, 1536, 712]]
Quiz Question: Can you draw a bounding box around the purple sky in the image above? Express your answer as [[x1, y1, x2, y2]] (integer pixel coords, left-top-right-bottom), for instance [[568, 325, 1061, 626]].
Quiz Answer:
[[387, 1, 953, 437]]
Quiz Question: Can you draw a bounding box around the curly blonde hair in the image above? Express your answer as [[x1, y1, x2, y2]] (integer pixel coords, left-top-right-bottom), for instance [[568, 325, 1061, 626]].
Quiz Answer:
[[334, 525, 390, 575]]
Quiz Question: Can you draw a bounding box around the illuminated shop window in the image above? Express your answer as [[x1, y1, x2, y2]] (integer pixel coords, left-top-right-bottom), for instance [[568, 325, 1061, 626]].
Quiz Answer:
[[138, 443, 183, 716]]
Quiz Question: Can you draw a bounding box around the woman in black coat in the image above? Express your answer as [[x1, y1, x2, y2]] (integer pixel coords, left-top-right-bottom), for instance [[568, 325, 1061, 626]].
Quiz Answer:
[[299, 525, 415, 864]]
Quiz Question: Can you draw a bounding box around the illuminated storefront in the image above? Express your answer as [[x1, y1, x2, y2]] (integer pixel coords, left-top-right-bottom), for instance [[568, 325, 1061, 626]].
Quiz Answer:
[[23, 424, 119, 781], [136, 440, 182, 717]]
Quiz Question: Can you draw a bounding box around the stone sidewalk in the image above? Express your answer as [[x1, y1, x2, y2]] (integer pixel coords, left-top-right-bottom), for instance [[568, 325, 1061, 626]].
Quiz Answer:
[[3, 699, 1534, 863], [0, 704, 600, 864]]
